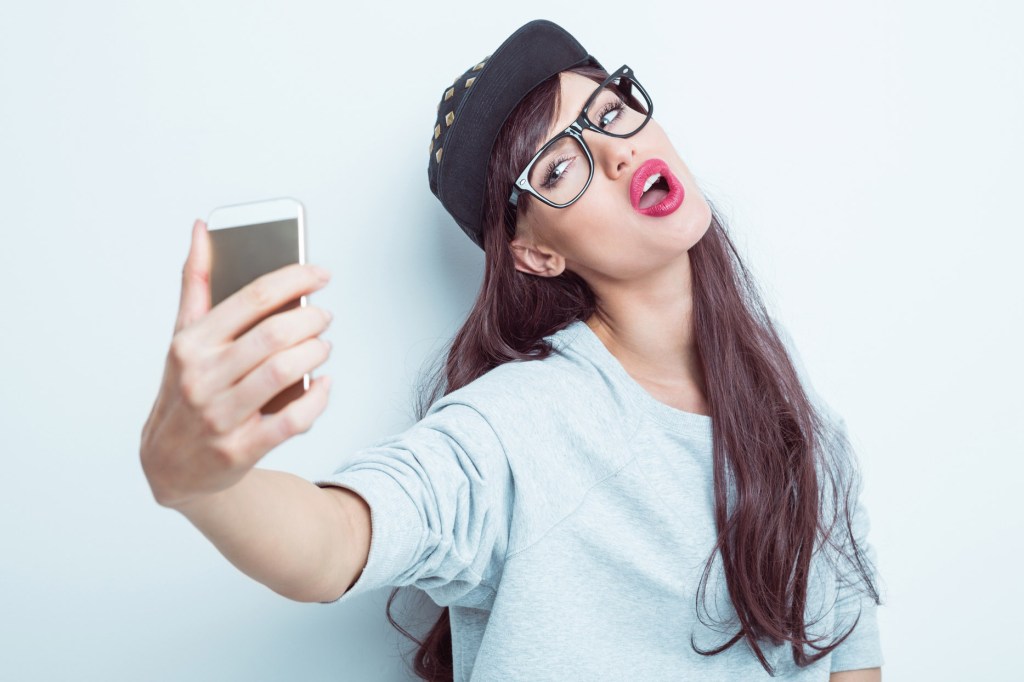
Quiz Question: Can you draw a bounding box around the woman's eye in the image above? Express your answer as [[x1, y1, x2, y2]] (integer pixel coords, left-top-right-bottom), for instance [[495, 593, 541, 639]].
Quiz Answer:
[[544, 154, 577, 184], [545, 159, 572, 186], [599, 102, 625, 128]]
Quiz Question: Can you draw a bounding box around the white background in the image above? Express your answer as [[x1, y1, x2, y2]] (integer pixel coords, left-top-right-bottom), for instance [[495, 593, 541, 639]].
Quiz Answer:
[[1, 1, 1021, 680]]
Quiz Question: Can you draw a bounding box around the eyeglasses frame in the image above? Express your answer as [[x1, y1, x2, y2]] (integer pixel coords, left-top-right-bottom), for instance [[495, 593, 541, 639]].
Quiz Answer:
[[507, 64, 654, 211]]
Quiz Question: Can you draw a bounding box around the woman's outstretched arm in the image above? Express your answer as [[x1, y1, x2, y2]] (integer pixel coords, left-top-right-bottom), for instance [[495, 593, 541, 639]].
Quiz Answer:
[[171, 467, 371, 603], [141, 219, 368, 603]]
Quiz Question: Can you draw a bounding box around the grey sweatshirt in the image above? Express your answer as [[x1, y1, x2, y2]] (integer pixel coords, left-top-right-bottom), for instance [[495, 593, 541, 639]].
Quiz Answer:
[[314, 319, 884, 681]]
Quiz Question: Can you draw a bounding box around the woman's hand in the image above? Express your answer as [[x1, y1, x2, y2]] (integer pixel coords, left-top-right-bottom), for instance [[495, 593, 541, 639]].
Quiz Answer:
[[140, 219, 333, 509]]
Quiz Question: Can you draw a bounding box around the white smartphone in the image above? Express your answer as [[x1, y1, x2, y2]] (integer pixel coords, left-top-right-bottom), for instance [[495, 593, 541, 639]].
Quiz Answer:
[[206, 197, 309, 415]]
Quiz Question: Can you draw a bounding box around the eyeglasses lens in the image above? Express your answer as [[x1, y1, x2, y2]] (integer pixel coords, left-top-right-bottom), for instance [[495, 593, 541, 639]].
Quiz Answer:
[[528, 74, 651, 206]]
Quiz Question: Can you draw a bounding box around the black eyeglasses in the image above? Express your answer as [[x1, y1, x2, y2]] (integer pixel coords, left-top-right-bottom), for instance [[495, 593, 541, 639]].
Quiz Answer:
[[508, 64, 654, 211]]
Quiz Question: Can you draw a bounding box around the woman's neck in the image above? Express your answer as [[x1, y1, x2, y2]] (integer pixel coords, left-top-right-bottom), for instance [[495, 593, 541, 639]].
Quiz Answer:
[[583, 252, 707, 412]]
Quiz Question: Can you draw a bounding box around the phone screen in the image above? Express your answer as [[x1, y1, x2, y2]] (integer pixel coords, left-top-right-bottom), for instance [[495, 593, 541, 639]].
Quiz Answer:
[[209, 218, 302, 308], [208, 216, 305, 414]]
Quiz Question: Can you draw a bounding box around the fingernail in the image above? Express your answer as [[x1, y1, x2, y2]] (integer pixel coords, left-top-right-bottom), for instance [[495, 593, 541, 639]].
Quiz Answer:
[[311, 265, 331, 281]]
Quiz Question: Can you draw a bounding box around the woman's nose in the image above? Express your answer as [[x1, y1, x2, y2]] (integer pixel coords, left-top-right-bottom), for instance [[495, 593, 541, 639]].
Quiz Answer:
[[586, 130, 637, 182]]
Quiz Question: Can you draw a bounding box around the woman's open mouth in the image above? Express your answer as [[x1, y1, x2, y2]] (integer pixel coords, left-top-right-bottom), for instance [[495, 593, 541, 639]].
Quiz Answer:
[[630, 158, 685, 217]]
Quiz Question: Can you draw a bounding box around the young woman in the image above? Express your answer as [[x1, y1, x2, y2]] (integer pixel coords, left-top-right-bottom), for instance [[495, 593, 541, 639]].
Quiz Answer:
[[141, 18, 884, 682]]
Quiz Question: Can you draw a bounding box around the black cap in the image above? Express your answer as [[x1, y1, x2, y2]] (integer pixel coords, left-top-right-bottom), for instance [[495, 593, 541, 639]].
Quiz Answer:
[[426, 19, 603, 250]]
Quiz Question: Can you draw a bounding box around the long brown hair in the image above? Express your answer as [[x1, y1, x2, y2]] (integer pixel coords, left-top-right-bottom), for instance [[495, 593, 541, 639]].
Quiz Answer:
[[384, 64, 882, 679]]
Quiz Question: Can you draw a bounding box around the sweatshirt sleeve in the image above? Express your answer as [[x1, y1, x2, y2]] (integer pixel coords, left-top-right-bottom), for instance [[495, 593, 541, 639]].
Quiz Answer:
[[312, 399, 513, 610], [828, 416, 885, 672], [770, 318, 884, 671]]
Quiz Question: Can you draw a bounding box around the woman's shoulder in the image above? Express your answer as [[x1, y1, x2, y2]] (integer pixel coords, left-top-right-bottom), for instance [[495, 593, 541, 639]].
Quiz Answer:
[[432, 342, 584, 416], [424, 324, 616, 435]]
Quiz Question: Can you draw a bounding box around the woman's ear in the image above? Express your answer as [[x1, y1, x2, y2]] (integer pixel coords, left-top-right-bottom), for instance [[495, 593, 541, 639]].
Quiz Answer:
[[509, 236, 565, 277]]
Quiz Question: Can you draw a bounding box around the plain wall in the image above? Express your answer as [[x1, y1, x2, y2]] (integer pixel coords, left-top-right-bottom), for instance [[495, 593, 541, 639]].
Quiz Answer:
[[1, 1, 1021, 680]]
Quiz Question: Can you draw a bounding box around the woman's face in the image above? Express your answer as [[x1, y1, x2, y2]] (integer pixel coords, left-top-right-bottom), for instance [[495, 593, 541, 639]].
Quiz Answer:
[[510, 71, 712, 283]]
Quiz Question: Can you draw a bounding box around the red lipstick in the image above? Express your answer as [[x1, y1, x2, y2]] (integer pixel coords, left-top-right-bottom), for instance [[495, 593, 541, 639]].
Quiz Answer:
[[630, 158, 685, 217]]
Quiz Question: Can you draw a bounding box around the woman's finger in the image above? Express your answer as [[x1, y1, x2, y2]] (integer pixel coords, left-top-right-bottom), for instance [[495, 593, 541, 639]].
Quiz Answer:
[[173, 219, 212, 334], [193, 263, 330, 345], [208, 336, 332, 432], [194, 304, 333, 398], [239, 375, 332, 462]]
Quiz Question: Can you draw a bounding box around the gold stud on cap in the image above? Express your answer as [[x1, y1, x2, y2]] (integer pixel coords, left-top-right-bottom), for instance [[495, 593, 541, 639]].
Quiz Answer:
[[445, 111, 454, 126], [465, 77, 476, 88], [434, 123, 441, 139], [444, 87, 454, 101], [472, 60, 485, 71], [435, 146, 443, 164], [429, 139, 433, 154]]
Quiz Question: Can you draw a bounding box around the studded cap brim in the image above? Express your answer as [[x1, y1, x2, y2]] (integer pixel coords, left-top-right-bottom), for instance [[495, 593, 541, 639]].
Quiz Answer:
[[427, 19, 603, 250]]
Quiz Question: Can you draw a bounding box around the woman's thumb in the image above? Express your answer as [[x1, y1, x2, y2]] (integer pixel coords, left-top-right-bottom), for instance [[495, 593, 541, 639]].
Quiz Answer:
[[174, 219, 212, 334]]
